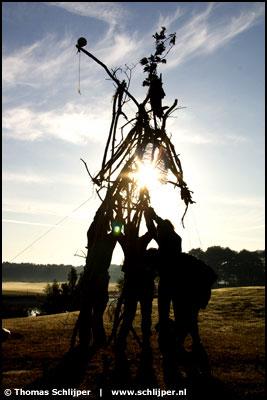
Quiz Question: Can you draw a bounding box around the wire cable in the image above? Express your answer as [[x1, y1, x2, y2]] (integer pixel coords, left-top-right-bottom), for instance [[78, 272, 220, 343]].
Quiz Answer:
[[191, 208, 203, 249], [10, 198, 91, 262], [78, 51, 81, 94]]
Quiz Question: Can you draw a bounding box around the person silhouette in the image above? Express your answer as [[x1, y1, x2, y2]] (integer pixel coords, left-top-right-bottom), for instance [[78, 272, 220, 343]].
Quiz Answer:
[[78, 204, 122, 349], [146, 207, 217, 376], [140, 248, 159, 350], [116, 214, 155, 357], [145, 207, 182, 355], [173, 252, 217, 373]]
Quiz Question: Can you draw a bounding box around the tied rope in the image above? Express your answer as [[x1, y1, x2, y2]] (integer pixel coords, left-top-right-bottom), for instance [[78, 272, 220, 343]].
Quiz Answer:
[[78, 51, 81, 95]]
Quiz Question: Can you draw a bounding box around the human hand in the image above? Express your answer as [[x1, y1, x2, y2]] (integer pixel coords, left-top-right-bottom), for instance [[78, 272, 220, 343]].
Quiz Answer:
[[145, 207, 155, 218]]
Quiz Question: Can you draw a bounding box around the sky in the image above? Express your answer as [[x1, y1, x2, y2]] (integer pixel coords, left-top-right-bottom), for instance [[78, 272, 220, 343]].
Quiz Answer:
[[2, 2, 265, 266]]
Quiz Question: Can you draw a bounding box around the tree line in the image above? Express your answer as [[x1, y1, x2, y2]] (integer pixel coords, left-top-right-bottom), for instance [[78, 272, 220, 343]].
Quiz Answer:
[[42, 267, 81, 314], [41, 247, 265, 315], [188, 247, 265, 287], [2, 246, 265, 288], [2, 262, 121, 283]]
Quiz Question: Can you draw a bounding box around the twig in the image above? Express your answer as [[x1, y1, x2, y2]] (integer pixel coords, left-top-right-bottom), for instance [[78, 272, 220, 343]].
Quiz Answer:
[[101, 89, 119, 171], [80, 158, 95, 182], [162, 99, 178, 131], [76, 46, 140, 108]]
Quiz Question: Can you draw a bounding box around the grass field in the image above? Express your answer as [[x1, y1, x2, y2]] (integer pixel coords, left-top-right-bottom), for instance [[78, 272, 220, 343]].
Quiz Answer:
[[2, 287, 265, 399], [2, 282, 49, 295], [2, 281, 119, 295]]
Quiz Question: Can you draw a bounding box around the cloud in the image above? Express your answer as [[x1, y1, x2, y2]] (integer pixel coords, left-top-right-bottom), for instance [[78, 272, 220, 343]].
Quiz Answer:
[[2, 172, 86, 186], [185, 193, 265, 251], [167, 115, 249, 146], [179, 132, 249, 145], [204, 3, 265, 53], [2, 103, 113, 144], [3, 35, 75, 89], [162, 3, 265, 69], [202, 194, 264, 209], [46, 2, 126, 29], [95, 32, 141, 67], [3, 172, 53, 184], [3, 3, 264, 94], [157, 7, 185, 30], [2, 28, 142, 103], [1, 34, 91, 91], [2, 219, 56, 227], [2, 196, 94, 219], [230, 224, 265, 232]]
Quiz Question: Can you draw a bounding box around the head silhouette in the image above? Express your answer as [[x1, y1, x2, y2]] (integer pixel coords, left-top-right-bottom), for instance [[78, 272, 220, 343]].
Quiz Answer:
[[157, 219, 174, 239]]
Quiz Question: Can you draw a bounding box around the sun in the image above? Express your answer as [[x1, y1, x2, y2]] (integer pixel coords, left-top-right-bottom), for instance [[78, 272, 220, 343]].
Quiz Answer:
[[130, 160, 162, 192]]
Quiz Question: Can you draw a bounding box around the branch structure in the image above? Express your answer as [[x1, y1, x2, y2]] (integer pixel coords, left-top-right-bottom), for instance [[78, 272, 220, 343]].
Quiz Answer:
[[72, 29, 195, 349]]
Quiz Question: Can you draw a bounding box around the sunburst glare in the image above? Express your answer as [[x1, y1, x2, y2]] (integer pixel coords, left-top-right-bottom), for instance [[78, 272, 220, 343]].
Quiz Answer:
[[130, 160, 163, 193]]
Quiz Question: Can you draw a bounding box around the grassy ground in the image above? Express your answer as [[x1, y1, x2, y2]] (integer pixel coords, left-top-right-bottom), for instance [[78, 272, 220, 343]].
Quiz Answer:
[[2, 281, 119, 295], [2, 282, 49, 295], [1, 287, 265, 399], [2, 282, 119, 319]]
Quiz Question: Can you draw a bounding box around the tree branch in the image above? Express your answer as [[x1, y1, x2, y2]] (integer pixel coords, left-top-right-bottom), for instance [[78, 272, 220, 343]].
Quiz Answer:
[[80, 158, 95, 182], [76, 45, 140, 108], [161, 99, 178, 131]]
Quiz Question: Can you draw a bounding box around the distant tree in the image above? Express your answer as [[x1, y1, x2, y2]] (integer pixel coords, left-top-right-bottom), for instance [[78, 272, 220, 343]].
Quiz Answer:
[[42, 269, 81, 314], [67, 267, 78, 294], [188, 247, 265, 287], [204, 246, 237, 283], [188, 248, 206, 261], [66, 267, 79, 310], [253, 250, 265, 268], [44, 279, 61, 297], [116, 276, 124, 293], [233, 250, 265, 286], [43, 280, 62, 314]]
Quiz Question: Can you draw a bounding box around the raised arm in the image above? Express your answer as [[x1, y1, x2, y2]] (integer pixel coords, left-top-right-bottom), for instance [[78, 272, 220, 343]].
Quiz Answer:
[[144, 208, 157, 240], [146, 207, 165, 225], [151, 210, 164, 225]]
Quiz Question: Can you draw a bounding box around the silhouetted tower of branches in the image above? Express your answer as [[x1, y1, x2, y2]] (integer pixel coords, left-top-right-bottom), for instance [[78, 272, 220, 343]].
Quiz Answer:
[[73, 28, 195, 349]]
